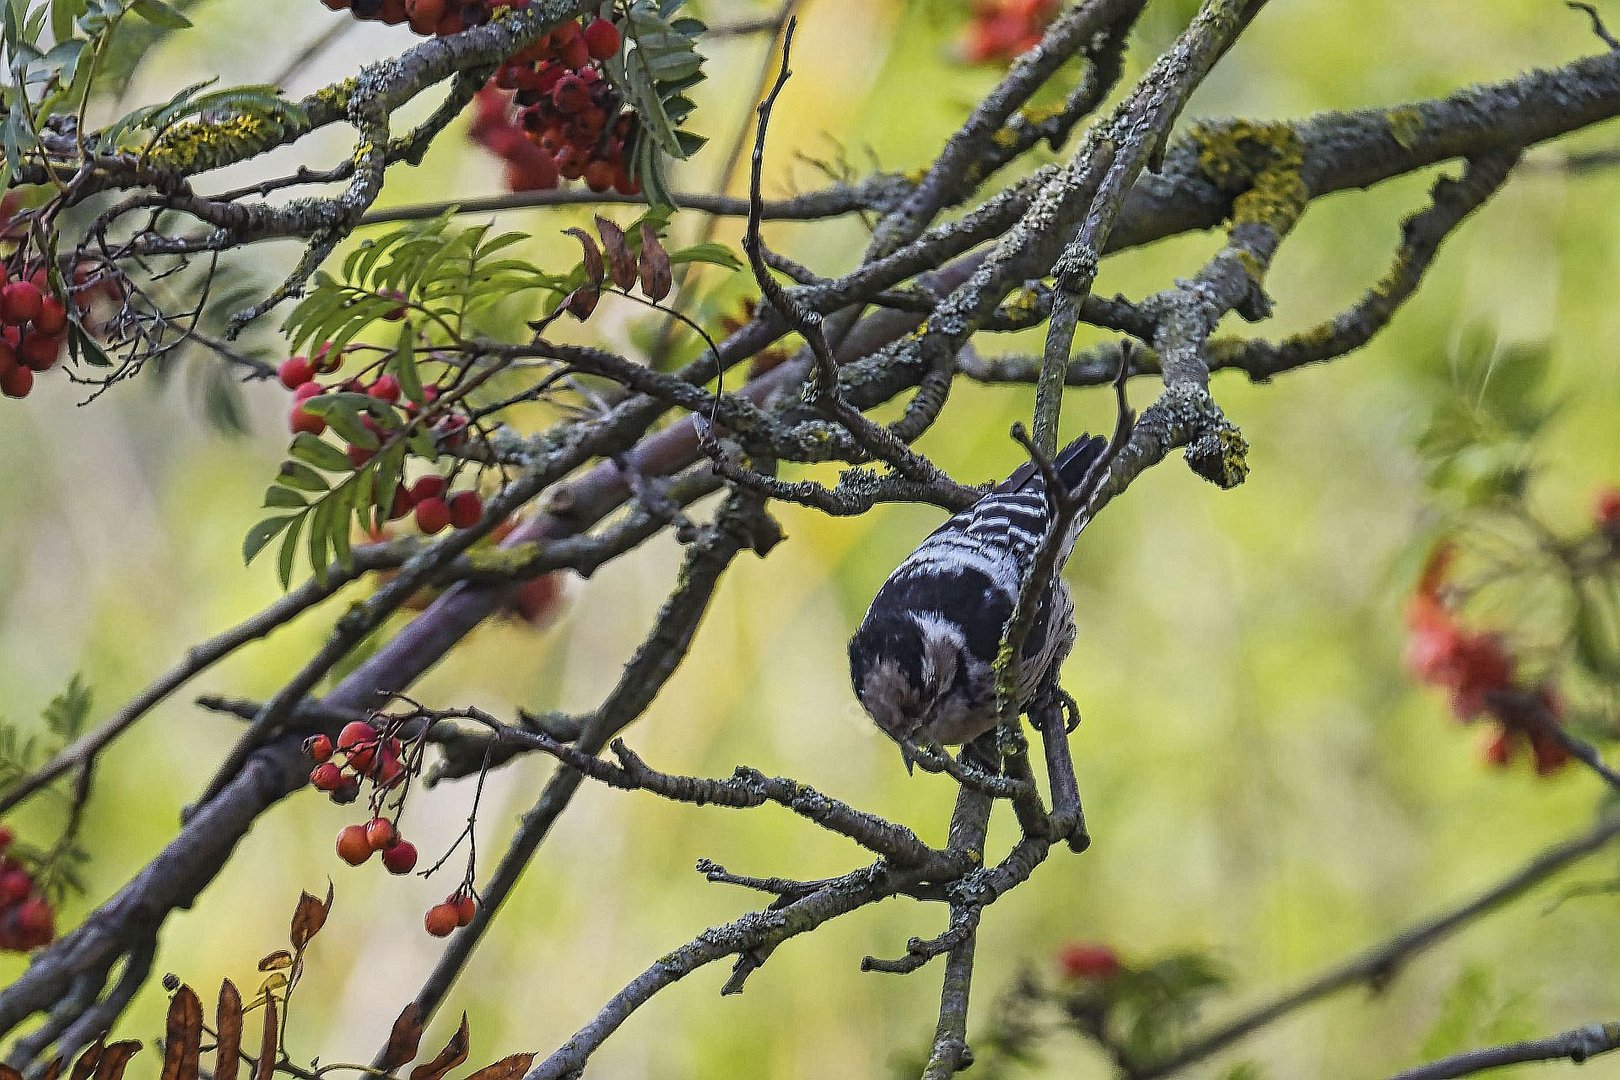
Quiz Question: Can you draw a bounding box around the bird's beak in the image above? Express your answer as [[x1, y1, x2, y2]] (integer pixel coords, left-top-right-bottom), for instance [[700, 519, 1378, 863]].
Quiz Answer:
[[898, 740, 918, 776]]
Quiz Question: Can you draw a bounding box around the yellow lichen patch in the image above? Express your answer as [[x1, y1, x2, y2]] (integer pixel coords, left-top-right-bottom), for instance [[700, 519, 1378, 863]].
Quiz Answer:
[[1191, 119, 1304, 193], [1017, 102, 1066, 127], [463, 542, 541, 576], [310, 77, 358, 114], [146, 113, 281, 170]]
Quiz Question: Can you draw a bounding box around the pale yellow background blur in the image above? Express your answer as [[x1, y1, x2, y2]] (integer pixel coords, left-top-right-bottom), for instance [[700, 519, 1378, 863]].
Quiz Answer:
[[3, 1, 1620, 1076]]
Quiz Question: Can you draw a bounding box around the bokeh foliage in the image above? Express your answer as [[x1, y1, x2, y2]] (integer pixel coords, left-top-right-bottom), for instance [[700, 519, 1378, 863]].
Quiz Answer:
[[2, 0, 1620, 1076]]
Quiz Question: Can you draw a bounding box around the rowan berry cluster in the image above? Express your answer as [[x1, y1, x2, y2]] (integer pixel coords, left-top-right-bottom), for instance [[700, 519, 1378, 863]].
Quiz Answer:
[[960, 0, 1059, 64], [279, 347, 483, 523], [311, 724, 418, 872], [0, 269, 74, 401], [471, 17, 639, 195], [1404, 544, 1571, 775], [307, 720, 408, 804], [319, 0, 523, 38], [424, 888, 477, 937], [0, 826, 54, 952]]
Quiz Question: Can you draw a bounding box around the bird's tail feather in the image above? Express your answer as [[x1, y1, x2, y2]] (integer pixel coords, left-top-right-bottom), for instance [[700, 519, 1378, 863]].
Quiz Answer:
[[1053, 433, 1108, 493]]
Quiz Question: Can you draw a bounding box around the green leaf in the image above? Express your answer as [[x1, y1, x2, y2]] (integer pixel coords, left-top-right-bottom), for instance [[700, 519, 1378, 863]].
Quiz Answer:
[[42, 674, 92, 740], [391, 323, 424, 404], [243, 515, 297, 565], [289, 432, 352, 474], [129, 0, 191, 28], [669, 241, 742, 271], [263, 485, 307, 510], [276, 459, 330, 492], [1573, 580, 1620, 680], [276, 513, 304, 589]]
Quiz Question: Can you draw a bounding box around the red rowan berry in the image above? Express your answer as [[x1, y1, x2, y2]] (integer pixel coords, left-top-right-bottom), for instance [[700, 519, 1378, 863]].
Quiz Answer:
[[365, 817, 398, 851], [313, 342, 343, 374], [279, 356, 316, 389], [15, 897, 52, 945], [370, 374, 402, 402], [582, 18, 620, 59], [0, 365, 32, 399], [294, 380, 324, 401], [336, 824, 374, 865], [0, 825, 13, 849], [289, 404, 326, 435], [0, 281, 43, 325], [583, 159, 615, 193], [347, 443, 376, 469], [305, 734, 334, 762], [416, 496, 451, 535], [552, 74, 591, 114], [453, 893, 476, 926], [513, 574, 563, 626], [389, 485, 415, 520], [424, 902, 458, 937], [34, 297, 67, 335], [410, 474, 447, 503], [447, 491, 483, 529], [19, 334, 60, 371], [557, 36, 587, 70], [0, 871, 30, 904], [310, 762, 345, 791], [337, 720, 378, 752], [382, 839, 418, 875]]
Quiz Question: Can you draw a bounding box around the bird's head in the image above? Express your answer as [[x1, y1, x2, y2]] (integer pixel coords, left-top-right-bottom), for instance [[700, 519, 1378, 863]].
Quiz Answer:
[[848, 612, 966, 770]]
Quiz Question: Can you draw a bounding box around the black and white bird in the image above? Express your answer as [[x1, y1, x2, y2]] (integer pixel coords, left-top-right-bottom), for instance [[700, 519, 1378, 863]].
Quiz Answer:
[[848, 433, 1107, 766]]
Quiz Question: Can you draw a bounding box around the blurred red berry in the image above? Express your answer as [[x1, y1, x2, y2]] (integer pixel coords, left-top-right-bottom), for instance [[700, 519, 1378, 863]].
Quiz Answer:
[[582, 18, 620, 59], [416, 497, 451, 535], [34, 297, 68, 335], [0, 365, 32, 399], [410, 474, 448, 503], [0, 281, 43, 325], [289, 403, 326, 435], [448, 491, 483, 529], [370, 374, 401, 402], [279, 357, 315, 389], [1057, 942, 1122, 981]]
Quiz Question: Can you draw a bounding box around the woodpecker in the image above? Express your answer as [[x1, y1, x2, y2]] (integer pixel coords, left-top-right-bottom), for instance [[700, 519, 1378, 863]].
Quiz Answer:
[[847, 433, 1106, 767]]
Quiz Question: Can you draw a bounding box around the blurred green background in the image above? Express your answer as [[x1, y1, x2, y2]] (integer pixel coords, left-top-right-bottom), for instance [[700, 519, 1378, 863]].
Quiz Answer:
[[4, 0, 1620, 1076]]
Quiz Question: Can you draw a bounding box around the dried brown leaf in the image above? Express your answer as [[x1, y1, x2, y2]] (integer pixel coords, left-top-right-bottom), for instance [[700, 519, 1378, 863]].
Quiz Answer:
[[257, 950, 293, 972], [91, 1042, 142, 1080], [289, 884, 333, 951], [564, 228, 604, 289], [595, 216, 635, 291], [408, 1014, 470, 1080], [253, 992, 278, 1080], [40, 1055, 64, 1080], [463, 1053, 535, 1080], [0, 1064, 25, 1080], [380, 1002, 426, 1071], [161, 985, 202, 1080], [69, 1038, 104, 1080], [564, 287, 600, 322], [638, 224, 671, 301], [215, 979, 243, 1080]]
